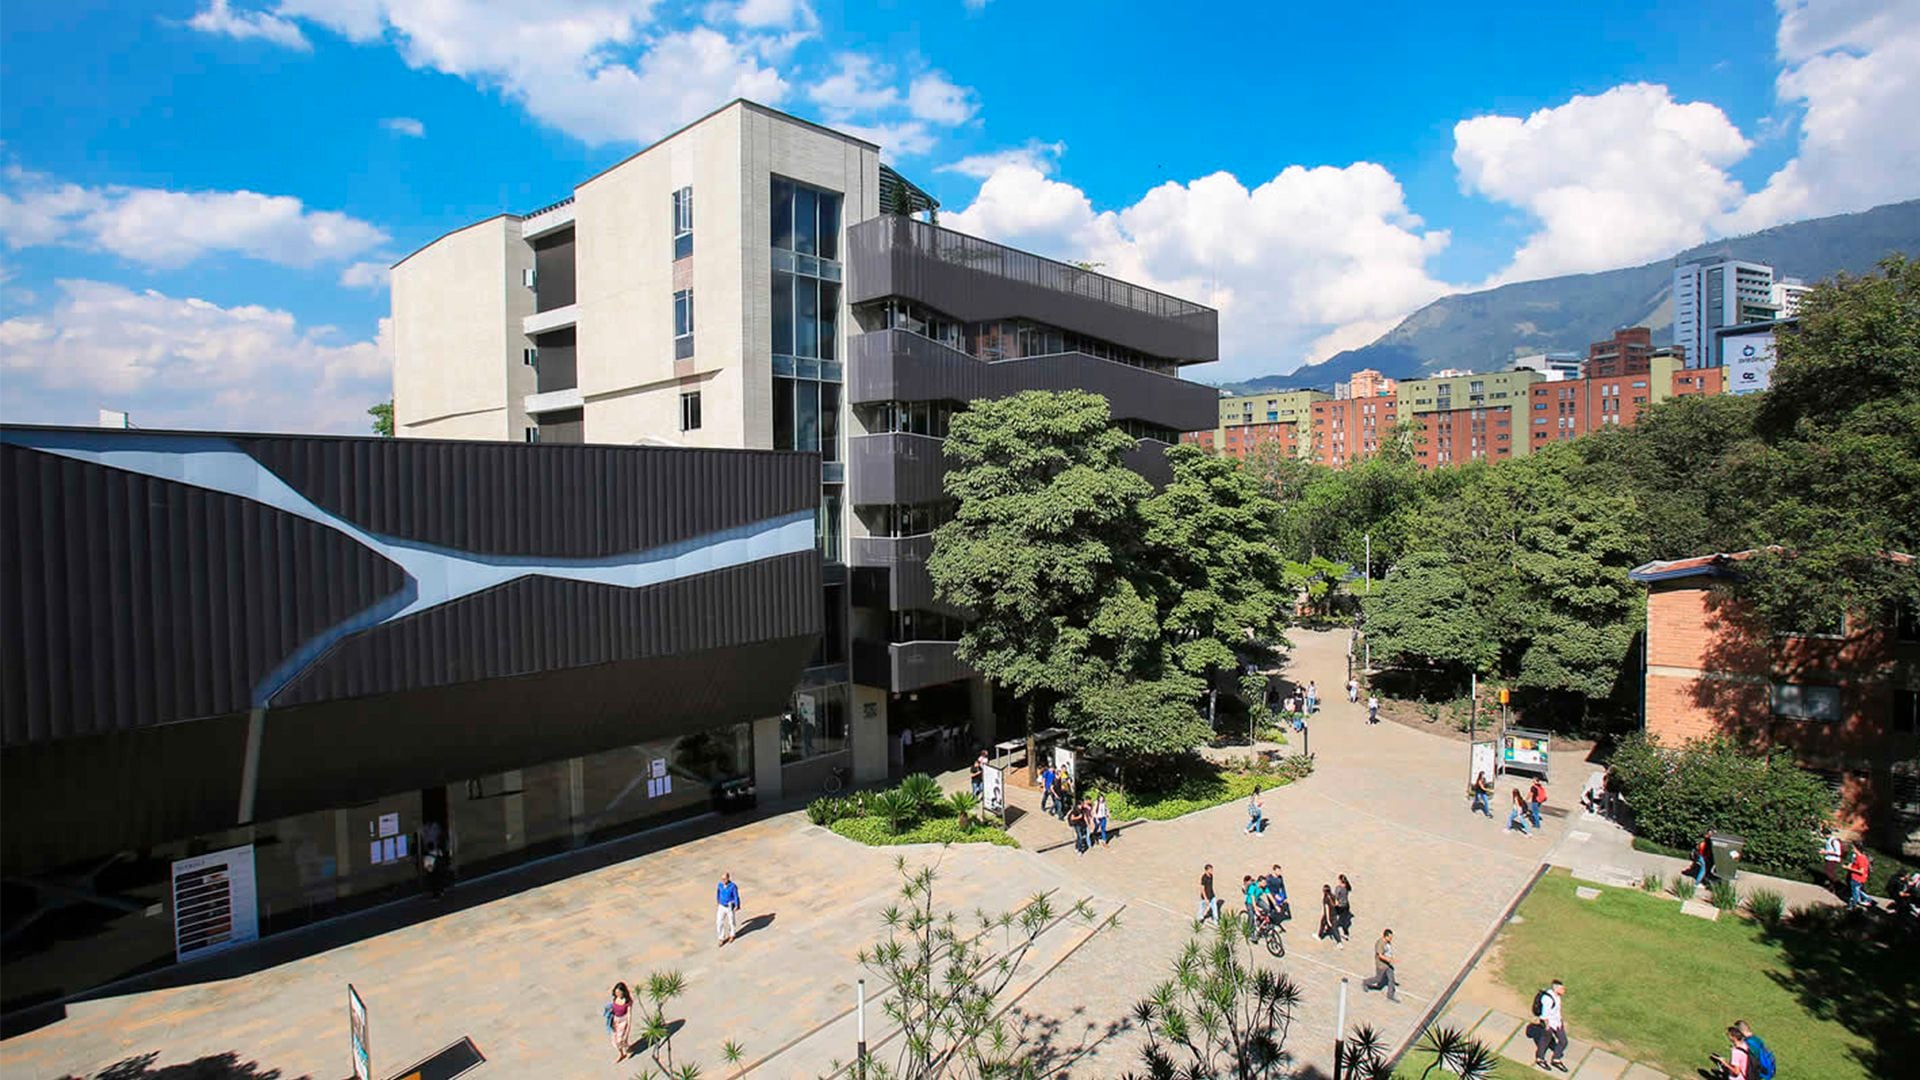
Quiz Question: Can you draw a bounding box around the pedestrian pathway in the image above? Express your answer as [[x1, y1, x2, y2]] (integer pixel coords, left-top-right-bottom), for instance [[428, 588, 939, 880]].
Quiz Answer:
[[1431, 995, 1672, 1078]]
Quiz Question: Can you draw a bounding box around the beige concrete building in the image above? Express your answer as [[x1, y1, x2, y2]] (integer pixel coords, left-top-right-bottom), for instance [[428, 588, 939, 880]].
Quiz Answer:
[[391, 100, 1219, 799]]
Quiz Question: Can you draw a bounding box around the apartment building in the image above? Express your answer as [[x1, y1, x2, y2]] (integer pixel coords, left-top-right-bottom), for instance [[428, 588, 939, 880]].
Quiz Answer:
[[1584, 328, 1652, 378], [392, 101, 1219, 795], [1512, 351, 1584, 381], [1528, 354, 1686, 448], [1673, 258, 1778, 369], [1309, 393, 1399, 467], [1337, 368, 1398, 400], [1771, 277, 1812, 318], [1184, 388, 1329, 460]]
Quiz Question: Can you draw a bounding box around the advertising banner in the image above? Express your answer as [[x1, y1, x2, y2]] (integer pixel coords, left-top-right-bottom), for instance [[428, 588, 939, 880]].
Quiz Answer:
[[1726, 332, 1776, 396], [980, 763, 1005, 816], [171, 844, 259, 962], [349, 983, 371, 1080], [1052, 746, 1078, 789], [1501, 729, 1551, 778]]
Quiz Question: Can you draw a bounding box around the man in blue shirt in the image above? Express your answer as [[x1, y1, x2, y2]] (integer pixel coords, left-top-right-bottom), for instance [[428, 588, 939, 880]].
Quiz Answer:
[[1039, 764, 1058, 817], [715, 872, 741, 947]]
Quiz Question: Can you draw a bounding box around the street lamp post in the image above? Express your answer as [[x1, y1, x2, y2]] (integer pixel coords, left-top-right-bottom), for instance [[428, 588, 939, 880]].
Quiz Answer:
[[856, 978, 867, 1077]]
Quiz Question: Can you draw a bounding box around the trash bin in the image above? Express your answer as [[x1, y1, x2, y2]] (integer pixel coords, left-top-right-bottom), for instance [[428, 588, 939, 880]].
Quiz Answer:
[[1711, 832, 1747, 883], [710, 776, 757, 813]]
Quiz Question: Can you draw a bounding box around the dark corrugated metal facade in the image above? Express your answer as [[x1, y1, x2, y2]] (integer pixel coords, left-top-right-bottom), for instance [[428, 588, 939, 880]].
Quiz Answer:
[[0, 426, 823, 874]]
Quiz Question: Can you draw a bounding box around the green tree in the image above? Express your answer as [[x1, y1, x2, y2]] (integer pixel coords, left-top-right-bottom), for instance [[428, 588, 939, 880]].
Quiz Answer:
[[1123, 916, 1304, 1080], [1144, 444, 1294, 728], [929, 391, 1184, 767], [368, 399, 394, 437], [1608, 735, 1837, 873], [1360, 550, 1494, 689]]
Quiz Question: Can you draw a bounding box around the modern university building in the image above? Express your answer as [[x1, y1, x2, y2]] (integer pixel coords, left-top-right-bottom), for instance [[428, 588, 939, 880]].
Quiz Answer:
[[0, 99, 1218, 1016]]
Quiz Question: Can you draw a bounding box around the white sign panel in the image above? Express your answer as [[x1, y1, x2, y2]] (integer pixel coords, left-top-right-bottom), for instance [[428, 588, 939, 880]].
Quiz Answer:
[[171, 844, 259, 962], [377, 812, 400, 838], [1725, 332, 1776, 396], [1052, 746, 1078, 785], [647, 757, 672, 798], [980, 764, 1005, 814], [1471, 742, 1497, 785]]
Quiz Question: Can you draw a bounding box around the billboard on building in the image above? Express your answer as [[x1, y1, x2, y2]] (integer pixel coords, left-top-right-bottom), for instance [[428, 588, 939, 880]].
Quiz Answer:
[[1725, 331, 1776, 396]]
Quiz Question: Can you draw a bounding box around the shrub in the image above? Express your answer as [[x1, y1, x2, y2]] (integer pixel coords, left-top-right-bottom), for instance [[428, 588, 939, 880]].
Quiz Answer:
[[945, 790, 981, 826], [897, 772, 943, 814], [1640, 871, 1664, 893], [1608, 734, 1835, 876], [870, 790, 921, 835], [1672, 874, 1698, 900], [806, 796, 853, 826], [1745, 887, 1785, 927], [1710, 879, 1740, 910], [829, 815, 1019, 848], [1104, 753, 1313, 822]]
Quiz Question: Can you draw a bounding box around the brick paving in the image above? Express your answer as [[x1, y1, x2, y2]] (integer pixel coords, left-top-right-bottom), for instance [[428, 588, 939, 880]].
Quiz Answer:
[[3, 630, 1573, 1077]]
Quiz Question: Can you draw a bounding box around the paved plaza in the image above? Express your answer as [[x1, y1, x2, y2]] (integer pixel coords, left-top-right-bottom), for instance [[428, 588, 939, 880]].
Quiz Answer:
[[4, 630, 1578, 1078]]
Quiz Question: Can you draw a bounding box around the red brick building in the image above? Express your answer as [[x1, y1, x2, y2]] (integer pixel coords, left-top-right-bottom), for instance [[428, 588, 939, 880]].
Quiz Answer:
[[1631, 551, 1920, 844], [1586, 327, 1655, 378], [1310, 395, 1398, 467], [1528, 369, 1663, 449], [1669, 367, 1724, 396], [1417, 406, 1518, 466]]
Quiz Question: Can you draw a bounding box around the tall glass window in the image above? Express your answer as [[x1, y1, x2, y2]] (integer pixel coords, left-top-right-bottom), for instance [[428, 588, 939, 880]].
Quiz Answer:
[[796, 377, 820, 452], [819, 282, 839, 361], [772, 272, 794, 356], [820, 383, 841, 462], [672, 187, 693, 259], [771, 178, 794, 250], [796, 276, 819, 359], [771, 178, 841, 260], [794, 187, 817, 256], [773, 376, 795, 451]]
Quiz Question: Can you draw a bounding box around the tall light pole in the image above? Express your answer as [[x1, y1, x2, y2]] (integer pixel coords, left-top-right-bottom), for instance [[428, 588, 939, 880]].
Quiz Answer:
[[856, 978, 867, 1077]]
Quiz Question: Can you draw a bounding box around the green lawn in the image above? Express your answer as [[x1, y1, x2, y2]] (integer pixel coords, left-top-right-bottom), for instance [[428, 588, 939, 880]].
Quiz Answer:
[[1488, 868, 1915, 1079]]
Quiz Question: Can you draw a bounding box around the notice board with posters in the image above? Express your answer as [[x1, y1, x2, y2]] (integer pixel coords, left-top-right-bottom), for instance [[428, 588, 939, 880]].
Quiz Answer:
[[171, 844, 259, 962], [980, 763, 1006, 822], [1500, 728, 1550, 780]]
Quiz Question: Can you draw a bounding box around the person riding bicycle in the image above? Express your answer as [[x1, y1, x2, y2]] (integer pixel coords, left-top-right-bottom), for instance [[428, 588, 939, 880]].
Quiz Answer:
[[1242, 875, 1273, 929], [1261, 865, 1290, 925]]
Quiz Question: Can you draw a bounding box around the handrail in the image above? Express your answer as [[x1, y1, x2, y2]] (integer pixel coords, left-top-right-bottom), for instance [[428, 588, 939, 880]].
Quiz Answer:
[[854, 217, 1213, 321], [523, 195, 576, 219], [862, 327, 1190, 381]]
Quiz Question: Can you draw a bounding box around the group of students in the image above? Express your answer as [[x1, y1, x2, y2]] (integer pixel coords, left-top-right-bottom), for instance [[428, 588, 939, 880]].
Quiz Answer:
[[1195, 863, 1360, 946], [1708, 1019, 1779, 1079], [1036, 759, 1111, 854], [1819, 829, 1882, 909], [1469, 772, 1549, 835]]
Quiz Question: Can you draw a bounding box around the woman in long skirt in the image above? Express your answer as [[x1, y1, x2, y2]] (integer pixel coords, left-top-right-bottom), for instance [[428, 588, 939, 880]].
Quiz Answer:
[[608, 982, 634, 1062]]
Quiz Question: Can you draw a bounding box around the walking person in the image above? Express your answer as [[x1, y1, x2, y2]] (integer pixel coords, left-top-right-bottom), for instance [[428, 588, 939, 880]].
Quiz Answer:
[[1732, 1021, 1777, 1079], [1709, 1024, 1752, 1079], [1528, 777, 1547, 830], [715, 871, 741, 946], [1318, 884, 1339, 943], [419, 819, 450, 900], [1507, 788, 1531, 835], [1245, 785, 1267, 835], [1333, 873, 1353, 944], [970, 751, 986, 798], [1056, 767, 1076, 820], [1347, 677, 1359, 704], [1820, 829, 1844, 896], [1093, 791, 1110, 847], [1068, 797, 1091, 855], [1530, 979, 1568, 1072], [1361, 928, 1399, 1001], [1846, 843, 1872, 909], [1367, 694, 1380, 724], [1196, 863, 1222, 922], [1306, 681, 1319, 714], [606, 982, 634, 1063], [1038, 761, 1058, 817], [1262, 864, 1290, 925], [1469, 772, 1494, 817]]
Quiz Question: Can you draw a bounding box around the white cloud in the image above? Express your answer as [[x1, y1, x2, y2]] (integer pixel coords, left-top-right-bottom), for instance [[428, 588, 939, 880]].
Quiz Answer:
[[808, 54, 900, 113], [1730, 0, 1920, 229], [0, 280, 391, 433], [1453, 83, 1751, 284], [833, 121, 937, 160], [271, 1, 790, 146], [0, 170, 389, 269], [907, 71, 976, 125], [730, 0, 817, 30], [380, 116, 426, 137], [945, 161, 1452, 379], [186, 0, 310, 50], [340, 260, 392, 289], [938, 141, 1066, 178]]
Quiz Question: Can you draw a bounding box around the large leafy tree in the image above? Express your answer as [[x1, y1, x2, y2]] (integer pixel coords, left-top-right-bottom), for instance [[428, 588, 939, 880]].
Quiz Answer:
[[1144, 444, 1294, 727], [929, 390, 1203, 766], [1360, 550, 1495, 688]]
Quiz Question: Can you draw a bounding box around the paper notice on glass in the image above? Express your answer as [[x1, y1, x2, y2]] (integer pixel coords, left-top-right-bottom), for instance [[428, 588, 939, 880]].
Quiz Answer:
[[395, 835, 409, 859], [382, 837, 397, 862], [377, 812, 400, 838], [651, 758, 668, 778], [369, 840, 384, 865]]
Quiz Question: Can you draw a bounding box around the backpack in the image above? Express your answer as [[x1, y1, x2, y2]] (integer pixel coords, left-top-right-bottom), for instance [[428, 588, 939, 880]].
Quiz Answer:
[[1530, 989, 1549, 1018], [1746, 1035, 1776, 1079]]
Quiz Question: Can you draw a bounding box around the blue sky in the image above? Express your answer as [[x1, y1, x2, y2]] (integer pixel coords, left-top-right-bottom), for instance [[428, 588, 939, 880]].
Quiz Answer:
[[2, 0, 1916, 431]]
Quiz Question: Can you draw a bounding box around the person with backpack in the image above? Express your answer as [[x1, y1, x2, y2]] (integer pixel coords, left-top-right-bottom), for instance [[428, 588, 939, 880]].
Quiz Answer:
[[1709, 1024, 1752, 1079], [1846, 843, 1872, 908], [1821, 828, 1845, 895], [1527, 778, 1547, 830], [1692, 830, 1717, 886], [1735, 1021, 1777, 1080], [1530, 979, 1568, 1071]]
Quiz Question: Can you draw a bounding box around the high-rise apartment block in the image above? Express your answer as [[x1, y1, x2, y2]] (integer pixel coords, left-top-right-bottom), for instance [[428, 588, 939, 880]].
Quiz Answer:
[[1512, 352, 1584, 381], [1770, 277, 1812, 318], [392, 101, 1218, 795], [1335, 368, 1397, 400], [1673, 258, 1777, 369]]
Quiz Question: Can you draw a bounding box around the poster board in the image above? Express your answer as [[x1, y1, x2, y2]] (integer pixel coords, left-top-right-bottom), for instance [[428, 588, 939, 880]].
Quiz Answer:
[[1470, 741, 1497, 787], [980, 763, 1006, 822], [349, 983, 371, 1080], [1052, 746, 1078, 789], [171, 844, 259, 962], [1500, 728, 1550, 779]]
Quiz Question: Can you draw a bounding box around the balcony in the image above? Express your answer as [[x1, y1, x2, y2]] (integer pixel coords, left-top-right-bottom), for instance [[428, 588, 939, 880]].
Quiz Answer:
[[853, 637, 971, 693], [849, 432, 948, 506], [850, 534, 962, 614], [524, 304, 578, 336], [849, 329, 1217, 434], [848, 216, 1218, 364], [521, 196, 575, 241], [524, 387, 584, 415]]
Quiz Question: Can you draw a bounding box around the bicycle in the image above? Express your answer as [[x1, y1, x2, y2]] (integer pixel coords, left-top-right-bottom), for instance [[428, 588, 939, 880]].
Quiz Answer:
[[1243, 906, 1287, 958], [822, 764, 851, 795]]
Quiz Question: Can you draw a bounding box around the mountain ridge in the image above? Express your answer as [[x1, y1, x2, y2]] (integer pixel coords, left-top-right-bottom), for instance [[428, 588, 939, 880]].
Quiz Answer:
[[1213, 199, 1920, 395]]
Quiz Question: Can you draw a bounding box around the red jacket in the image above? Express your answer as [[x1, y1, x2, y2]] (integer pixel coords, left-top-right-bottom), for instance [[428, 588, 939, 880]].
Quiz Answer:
[[1849, 852, 1871, 883]]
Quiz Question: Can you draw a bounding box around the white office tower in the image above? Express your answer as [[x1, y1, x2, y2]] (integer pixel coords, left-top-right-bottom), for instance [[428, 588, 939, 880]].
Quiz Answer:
[[1673, 259, 1776, 368]]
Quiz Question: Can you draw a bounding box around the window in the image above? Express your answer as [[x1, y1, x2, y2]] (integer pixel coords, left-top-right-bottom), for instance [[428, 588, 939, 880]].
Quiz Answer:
[[673, 289, 694, 359], [770, 177, 842, 261], [1773, 682, 1843, 722], [523, 347, 538, 367], [521, 267, 536, 289], [680, 390, 702, 432], [1895, 690, 1919, 735], [523, 427, 539, 444], [781, 684, 848, 764], [1897, 602, 1920, 643], [672, 186, 693, 259]]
